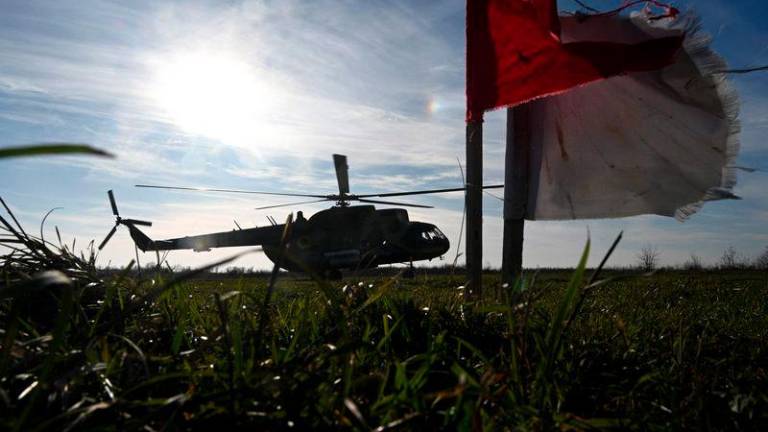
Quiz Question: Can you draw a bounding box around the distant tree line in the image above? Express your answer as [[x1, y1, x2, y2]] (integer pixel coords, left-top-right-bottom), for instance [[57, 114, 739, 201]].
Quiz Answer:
[[92, 246, 768, 278], [638, 244, 768, 271]]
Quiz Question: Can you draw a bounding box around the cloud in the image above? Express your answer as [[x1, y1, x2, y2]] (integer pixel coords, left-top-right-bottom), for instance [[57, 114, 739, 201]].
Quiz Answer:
[[2, 0, 768, 271]]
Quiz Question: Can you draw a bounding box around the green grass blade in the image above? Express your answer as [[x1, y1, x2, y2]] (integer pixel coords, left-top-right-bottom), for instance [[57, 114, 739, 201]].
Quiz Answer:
[[0, 144, 113, 159], [545, 238, 590, 352]]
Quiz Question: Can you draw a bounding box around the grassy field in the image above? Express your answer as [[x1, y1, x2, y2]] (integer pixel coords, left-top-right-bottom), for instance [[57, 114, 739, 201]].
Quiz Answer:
[[1, 215, 767, 431]]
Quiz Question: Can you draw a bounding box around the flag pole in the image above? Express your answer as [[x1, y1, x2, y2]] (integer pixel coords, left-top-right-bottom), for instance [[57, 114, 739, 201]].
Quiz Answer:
[[466, 120, 483, 298], [501, 105, 530, 285]]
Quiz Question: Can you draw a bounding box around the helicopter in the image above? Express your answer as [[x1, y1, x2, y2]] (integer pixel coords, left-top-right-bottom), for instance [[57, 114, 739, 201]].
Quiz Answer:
[[98, 155, 502, 279]]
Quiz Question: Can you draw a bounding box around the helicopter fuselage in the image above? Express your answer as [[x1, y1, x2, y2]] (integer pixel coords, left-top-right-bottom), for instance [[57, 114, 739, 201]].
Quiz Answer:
[[129, 205, 449, 276]]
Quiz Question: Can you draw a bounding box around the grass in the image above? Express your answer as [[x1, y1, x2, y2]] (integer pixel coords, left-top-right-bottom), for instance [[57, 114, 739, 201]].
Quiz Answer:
[[0, 143, 112, 159], [1, 204, 767, 431]]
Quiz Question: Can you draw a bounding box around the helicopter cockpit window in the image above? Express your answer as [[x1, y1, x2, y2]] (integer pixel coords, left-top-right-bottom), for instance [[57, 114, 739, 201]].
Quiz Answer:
[[432, 227, 446, 239], [421, 227, 446, 241]]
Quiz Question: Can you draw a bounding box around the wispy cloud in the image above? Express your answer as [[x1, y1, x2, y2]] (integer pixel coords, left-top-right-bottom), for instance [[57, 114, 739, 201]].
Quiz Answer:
[[2, 0, 767, 270]]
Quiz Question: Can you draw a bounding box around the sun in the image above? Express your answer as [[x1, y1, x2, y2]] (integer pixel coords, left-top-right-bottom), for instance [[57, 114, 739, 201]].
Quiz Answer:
[[149, 51, 274, 145]]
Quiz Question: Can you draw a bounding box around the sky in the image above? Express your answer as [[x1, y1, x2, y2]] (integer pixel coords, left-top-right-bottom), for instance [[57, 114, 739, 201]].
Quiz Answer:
[[1, 0, 767, 271]]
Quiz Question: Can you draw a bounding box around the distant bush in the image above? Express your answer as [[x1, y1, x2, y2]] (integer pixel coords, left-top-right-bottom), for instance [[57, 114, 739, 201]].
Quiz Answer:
[[637, 245, 659, 272], [719, 246, 747, 270], [224, 266, 254, 275], [684, 253, 703, 271], [755, 247, 768, 270]]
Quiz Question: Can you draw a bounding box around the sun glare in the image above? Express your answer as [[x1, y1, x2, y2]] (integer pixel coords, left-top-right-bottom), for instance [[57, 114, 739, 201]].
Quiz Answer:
[[150, 51, 274, 145]]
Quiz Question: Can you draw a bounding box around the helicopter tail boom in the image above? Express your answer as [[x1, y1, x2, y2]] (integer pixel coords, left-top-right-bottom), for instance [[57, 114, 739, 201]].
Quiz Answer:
[[129, 224, 283, 253], [126, 224, 165, 252]]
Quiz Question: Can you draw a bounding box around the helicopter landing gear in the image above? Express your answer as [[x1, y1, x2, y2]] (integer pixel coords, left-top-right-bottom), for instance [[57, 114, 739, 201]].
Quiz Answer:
[[403, 262, 415, 279]]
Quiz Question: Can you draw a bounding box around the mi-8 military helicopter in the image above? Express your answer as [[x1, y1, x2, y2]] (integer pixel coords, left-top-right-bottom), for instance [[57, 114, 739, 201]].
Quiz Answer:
[[98, 155, 502, 278]]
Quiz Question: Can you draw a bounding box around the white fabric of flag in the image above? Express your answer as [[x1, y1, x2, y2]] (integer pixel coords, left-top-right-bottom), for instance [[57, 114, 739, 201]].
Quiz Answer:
[[524, 12, 739, 221]]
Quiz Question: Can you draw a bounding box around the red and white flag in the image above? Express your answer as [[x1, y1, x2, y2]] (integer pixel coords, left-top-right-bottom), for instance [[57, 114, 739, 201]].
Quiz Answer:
[[467, 1, 740, 220]]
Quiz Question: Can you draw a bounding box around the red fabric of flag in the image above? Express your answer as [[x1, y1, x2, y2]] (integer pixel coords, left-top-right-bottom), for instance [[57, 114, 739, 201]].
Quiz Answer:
[[466, 0, 684, 122]]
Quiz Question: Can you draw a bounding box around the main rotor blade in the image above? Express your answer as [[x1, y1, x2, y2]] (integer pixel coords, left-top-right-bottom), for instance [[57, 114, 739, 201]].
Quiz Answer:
[[108, 190, 119, 216], [356, 184, 504, 198], [357, 198, 433, 209], [333, 154, 350, 195], [121, 219, 153, 227], [135, 184, 326, 199], [254, 199, 329, 211], [98, 225, 117, 250]]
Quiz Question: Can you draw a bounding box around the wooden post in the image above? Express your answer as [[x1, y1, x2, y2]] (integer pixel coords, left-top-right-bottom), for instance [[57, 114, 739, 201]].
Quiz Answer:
[[502, 105, 530, 285], [466, 120, 483, 297]]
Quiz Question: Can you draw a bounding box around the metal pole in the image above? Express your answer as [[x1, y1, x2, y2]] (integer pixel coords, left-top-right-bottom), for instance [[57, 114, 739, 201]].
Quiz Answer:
[[466, 120, 483, 298], [502, 105, 530, 285]]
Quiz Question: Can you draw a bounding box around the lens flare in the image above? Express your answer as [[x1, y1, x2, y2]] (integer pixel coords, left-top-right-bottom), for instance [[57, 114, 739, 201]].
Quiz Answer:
[[426, 96, 440, 117]]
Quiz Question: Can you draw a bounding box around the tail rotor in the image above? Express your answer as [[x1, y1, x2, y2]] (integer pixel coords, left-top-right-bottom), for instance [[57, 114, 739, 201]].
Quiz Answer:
[[98, 225, 118, 250], [98, 190, 152, 250], [108, 190, 119, 217]]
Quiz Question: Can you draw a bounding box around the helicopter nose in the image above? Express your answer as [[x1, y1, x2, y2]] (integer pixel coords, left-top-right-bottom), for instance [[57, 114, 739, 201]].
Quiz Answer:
[[426, 233, 450, 258], [408, 223, 450, 256], [438, 236, 450, 255]]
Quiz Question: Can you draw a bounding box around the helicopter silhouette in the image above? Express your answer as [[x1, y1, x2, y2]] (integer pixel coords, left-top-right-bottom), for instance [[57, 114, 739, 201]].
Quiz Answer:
[[98, 155, 502, 279]]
